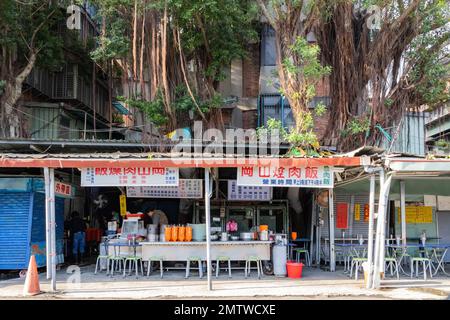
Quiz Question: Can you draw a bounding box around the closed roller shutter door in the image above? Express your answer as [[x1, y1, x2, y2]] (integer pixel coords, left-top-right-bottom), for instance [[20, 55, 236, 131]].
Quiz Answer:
[[0, 193, 33, 270]]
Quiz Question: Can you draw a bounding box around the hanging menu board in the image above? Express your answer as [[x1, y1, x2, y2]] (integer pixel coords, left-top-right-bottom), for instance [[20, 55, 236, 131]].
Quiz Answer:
[[81, 167, 179, 187], [397, 206, 433, 224], [227, 180, 272, 201], [336, 203, 349, 229], [126, 179, 202, 198], [237, 166, 333, 188]]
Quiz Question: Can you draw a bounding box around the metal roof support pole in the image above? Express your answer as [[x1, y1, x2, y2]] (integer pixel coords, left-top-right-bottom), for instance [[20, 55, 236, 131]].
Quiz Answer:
[[372, 170, 384, 288], [49, 168, 57, 292], [373, 173, 392, 289], [310, 196, 316, 265], [204, 168, 212, 291], [366, 174, 376, 289], [328, 188, 336, 272], [400, 181, 407, 244], [378, 175, 392, 277], [44, 168, 52, 280]]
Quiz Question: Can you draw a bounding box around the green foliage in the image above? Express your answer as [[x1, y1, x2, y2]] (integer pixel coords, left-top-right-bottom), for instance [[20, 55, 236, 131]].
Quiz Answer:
[[168, 0, 258, 82], [257, 118, 320, 152], [90, 19, 130, 62], [315, 103, 327, 116], [344, 117, 371, 136], [435, 139, 449, 149], [118, 92, 169, 127], [119, 85, 224, 126], [0, 0, 65, 71], [287, 37, 332, 80]]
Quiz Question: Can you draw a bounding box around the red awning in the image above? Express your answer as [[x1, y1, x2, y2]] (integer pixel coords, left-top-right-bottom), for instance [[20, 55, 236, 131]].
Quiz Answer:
[[0, 156, 363, 168]]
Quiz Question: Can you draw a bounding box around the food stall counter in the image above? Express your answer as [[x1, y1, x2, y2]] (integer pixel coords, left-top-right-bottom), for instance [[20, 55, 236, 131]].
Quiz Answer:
[[140, 241, 273, 261]]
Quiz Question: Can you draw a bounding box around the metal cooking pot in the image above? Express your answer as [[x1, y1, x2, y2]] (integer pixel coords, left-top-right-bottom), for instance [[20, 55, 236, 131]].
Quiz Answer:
[[240, 232, 256, 241]]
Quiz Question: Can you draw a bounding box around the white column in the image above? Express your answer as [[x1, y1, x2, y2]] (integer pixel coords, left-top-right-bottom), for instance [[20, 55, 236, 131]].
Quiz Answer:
[[379, 175, 391, 276], [366, 174, 376, 289], [204, 168, 212, 291], [372, 170, 384, 288], [328, 189, 336, 272], [400, 180, 407, 244], [44, 168, 52, 280], [373, 174, 392, 289], [49, 168, 57, 292]]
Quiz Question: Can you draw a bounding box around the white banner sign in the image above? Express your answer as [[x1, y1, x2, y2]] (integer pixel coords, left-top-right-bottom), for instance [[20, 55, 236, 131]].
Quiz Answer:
[[228, 180, 272, 201], [81, 167, 179, 187], [237, 166, 333, 188], [127, 179, 202, 198]]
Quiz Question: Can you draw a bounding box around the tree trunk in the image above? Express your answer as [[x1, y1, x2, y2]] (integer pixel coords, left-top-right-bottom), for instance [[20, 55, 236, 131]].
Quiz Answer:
[[1, 51, 37, 138]]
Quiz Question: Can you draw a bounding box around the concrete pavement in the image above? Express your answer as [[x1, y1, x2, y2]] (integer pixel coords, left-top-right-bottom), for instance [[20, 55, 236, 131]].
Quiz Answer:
[[0, 265, 449, 300]]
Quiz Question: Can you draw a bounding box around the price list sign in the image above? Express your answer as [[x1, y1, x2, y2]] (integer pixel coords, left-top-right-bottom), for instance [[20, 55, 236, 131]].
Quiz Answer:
[[127, 179, 202, 198], [228, 180, 272, 201]]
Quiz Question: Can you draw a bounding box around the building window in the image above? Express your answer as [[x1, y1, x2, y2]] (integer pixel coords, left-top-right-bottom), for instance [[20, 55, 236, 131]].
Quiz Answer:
[[59, 115, 71, 139], [261, 24, 276, 67]]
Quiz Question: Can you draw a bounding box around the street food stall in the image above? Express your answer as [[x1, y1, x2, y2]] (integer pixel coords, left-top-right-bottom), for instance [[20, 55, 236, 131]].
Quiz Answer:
[[0, 152, 365, 291]]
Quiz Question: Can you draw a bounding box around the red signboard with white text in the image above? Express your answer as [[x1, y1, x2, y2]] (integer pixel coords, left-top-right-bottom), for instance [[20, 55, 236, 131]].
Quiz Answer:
[[55, 182, 73, 198], [236, 166, 333, 188], [81, 167, 179, 187]]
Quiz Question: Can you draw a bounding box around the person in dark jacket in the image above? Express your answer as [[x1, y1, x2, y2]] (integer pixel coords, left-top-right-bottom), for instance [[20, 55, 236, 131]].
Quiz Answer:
[[69, 211, 87, 264]]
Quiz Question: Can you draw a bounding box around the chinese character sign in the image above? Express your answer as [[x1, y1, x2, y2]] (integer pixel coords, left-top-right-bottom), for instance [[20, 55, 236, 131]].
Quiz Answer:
[[119, 195, 127, 217], [126, 179, 202, 198], [237, 166, 333, 188], [363, 204, 370, 222], [55, 182, 73, 198], [354, 203, 361, 221], [227, 180, 272, 201], [81, 167, 179, 187], [336, 203, 348, 229]]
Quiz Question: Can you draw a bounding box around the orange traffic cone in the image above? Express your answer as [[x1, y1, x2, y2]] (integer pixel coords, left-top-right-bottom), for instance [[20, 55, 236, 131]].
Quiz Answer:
[[23, 255, 41, 296]]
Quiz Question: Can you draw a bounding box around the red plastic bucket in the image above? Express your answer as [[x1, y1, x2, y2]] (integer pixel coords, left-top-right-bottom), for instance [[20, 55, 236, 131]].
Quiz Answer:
[[286, 261, 304, 278]]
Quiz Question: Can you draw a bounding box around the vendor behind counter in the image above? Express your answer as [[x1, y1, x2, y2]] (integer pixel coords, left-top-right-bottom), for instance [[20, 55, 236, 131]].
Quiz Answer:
[[142, 203, 169, 231]]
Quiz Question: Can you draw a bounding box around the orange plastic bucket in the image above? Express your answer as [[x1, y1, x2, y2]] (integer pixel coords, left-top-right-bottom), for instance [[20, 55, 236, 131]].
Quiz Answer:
[[178, 226, 186, 242], [171, 226, 179, 242], [185, 226, 192, 242], [286, 261, 304, 278], [165, 226, 172, 242], [259, 225, 269, 232]]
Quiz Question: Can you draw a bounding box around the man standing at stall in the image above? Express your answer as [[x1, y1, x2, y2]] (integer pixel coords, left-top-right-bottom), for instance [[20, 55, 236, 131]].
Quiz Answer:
[[69, 211, 87, 265], [143, 203, 169, 233]]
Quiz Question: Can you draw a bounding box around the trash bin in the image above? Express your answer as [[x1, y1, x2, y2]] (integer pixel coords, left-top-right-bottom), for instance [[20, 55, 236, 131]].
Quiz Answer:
[[286, 261, 304, 278]]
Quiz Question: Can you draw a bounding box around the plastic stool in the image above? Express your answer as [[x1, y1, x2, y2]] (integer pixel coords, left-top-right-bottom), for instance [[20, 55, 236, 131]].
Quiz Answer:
[[94, 254, 111, 275], [215, 256, 232, 278], [350, 257, 368, 280], [385, 257, 400, 280], [147, 256, 164, 278], [123, 256, 144, 278], [294, 248, 311, 266], [185, 257, 203, 279], [410, 257, 433, 280], [245, 256, 263, 279]]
